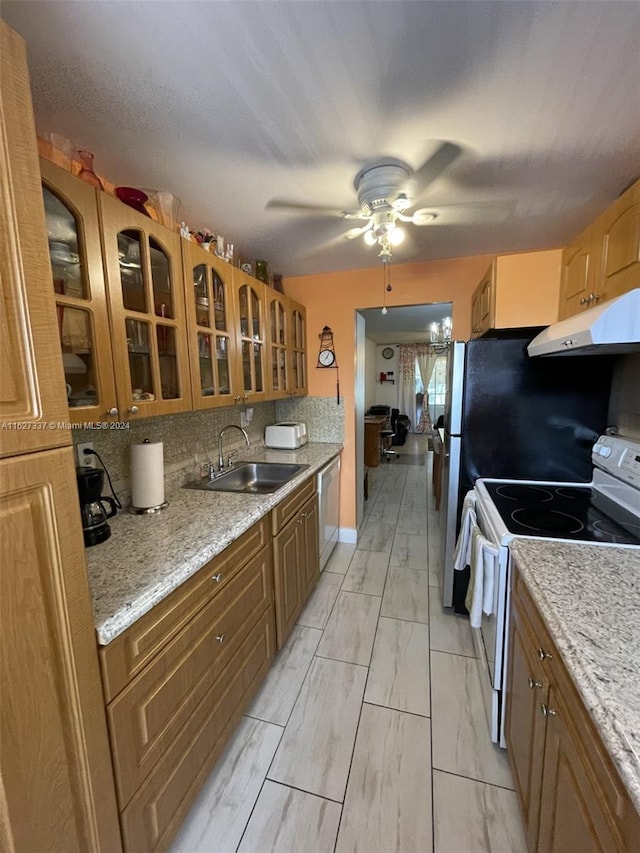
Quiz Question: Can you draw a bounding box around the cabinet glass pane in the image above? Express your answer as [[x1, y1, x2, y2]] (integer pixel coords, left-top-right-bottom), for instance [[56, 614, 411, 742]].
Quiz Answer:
[[150, 237, 174, 318], [126, 318, 154, 398], [58, 306, 98, 407], [197, 332, 214, 396], [241, 340, 252, 391], [271, 349, 279, 389], [251, 289, 260, 338], [278, 304, 285, 345], [299, 352, 306, 389], [193, 265, 210, 327], [216, 335, 231, 395], [158, 325, 179, 399], [42, 187, 87, 299], [292, 353, 299, 388], [254, 343, 263, 392], [239, 285, 249, 336], [119, 230, 146, 312], [213, 272, 227, 331], [270, 301, 277, 343]]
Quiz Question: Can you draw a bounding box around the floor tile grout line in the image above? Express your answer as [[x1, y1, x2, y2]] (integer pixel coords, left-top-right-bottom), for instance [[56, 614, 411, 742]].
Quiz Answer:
[[362, 699, 431, 720], [262, 776, 347, 806], [432, 766, 518, 794]]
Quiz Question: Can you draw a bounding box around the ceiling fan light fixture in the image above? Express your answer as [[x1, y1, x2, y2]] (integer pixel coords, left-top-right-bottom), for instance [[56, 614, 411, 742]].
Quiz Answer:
[[412, 209, 437, 226], [389, 227, 405, 246], [364, 230, 378, 246]]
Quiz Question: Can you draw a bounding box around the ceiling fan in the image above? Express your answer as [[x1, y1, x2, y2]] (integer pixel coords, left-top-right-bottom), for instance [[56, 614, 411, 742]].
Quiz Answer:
[[266, 142, 462, 261]]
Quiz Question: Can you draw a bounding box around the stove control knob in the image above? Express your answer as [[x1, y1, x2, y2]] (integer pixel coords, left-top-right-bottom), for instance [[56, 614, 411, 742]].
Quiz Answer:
[[600, 446, 612, 458]]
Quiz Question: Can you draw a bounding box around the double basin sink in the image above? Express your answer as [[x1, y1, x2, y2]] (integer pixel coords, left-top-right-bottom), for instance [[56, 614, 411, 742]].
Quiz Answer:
[[185, 461, 309, 495]]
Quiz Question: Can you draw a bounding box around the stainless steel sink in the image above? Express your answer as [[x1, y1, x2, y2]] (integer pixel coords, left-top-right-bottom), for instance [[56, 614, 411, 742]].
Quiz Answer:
[[184, 461, 309, 494]]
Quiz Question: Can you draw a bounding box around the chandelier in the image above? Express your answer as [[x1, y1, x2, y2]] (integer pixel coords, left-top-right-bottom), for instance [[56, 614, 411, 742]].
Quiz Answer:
[[430, 317, 452, 346]]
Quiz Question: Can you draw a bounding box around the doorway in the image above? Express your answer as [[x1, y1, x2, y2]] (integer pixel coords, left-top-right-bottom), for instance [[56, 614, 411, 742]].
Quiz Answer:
[[355, 302, 452, 531]]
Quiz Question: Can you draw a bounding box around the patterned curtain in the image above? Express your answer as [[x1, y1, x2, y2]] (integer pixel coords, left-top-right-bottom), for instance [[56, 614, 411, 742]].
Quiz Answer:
[[415, 344, 437, 433], [397, 345, 416, 429]]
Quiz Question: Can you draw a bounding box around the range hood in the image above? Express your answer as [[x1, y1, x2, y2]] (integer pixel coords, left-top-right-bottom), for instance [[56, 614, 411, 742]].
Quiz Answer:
[[528, 288, 640, 356]]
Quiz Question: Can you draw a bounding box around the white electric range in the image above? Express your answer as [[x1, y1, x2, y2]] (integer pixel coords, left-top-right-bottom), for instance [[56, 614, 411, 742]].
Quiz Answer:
[[470, 434, 640, 746]]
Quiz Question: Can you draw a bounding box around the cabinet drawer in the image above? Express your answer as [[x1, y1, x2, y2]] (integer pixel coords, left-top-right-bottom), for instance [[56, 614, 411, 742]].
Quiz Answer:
[[107, 544, 273, 808], [100, 517, 270, 701], [271, 477, 315, 534], [120, 608, 274, 853]]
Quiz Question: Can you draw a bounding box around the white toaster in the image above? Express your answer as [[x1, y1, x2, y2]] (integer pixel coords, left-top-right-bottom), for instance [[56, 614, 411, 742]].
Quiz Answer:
[[264, 422, 308, 449]]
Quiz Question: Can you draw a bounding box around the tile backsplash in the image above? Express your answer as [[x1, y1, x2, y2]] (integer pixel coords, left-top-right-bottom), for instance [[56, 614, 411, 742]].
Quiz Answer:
[[72, 402, 276, 495], [71, 395, 345, 497], [275, 396, 345, 442], [608, 353, 640, 439]]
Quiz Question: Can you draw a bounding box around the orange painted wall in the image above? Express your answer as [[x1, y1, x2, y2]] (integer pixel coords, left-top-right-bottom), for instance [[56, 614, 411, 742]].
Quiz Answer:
[[284, 253, 494, 531]]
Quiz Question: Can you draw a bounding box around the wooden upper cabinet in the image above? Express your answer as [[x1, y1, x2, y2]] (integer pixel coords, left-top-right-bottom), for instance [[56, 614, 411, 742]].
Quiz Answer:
[[599, 180, 640, 303], [0, 23, 70, 457], [470, 250, 562, 338], [267, 292, 290, 398], [557, 224, 599, 320], [99, 193, 192, 418], [558, 179, 639, 320], [182, 240, 238, 409], [232, 269, 269, 403], [290, 301, 308, 396], [40, 159, 119, 423]]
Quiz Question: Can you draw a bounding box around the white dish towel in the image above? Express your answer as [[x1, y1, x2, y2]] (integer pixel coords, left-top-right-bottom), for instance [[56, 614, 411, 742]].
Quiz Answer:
[[465, 527, 500, 628], [453, 490, 477, 570]]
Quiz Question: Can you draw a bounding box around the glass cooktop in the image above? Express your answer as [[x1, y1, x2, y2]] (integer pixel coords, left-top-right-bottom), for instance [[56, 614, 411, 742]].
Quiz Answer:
[[484, 482, 640, 546]]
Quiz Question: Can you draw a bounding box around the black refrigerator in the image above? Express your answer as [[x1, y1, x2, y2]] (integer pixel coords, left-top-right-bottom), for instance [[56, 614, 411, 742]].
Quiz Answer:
[[440, 330, 614, 609]]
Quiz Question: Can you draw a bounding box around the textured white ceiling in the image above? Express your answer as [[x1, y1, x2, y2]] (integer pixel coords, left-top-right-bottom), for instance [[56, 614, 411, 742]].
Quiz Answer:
[[3, 0, 640, 276]]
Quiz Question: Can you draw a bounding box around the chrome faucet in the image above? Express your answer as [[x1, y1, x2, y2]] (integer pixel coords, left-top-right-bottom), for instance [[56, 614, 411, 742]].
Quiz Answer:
[[218, 424, 250, 470]]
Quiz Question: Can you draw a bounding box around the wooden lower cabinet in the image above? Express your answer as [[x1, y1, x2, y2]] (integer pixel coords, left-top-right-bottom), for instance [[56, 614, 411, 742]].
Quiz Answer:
[[120, 609, 274, 852], [273, 490, 320, 648], [101, 527, 276, 853], [537, 687, 622, 853], [506, 565, 638, 853]]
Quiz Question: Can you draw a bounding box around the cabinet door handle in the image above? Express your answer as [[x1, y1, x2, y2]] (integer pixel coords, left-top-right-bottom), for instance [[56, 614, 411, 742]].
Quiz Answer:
[[541, 703, 557, 717], [128, 405, 139, 415], [580, 296, 589, 305], [538, 648, 553, 661], [215, 634, 225, 643], [528, 677, 543, 690], [106, 407, 119, 417], [593, 293, 600, 302], [296, 517, 304, 524], [211, 573, 223, 583]]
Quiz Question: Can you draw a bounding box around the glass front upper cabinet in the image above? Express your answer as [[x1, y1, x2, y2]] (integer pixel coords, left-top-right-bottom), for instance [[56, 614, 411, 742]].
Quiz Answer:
[[99, 191, 191, 417], [291, 304, 307, 394], [183, 246, 235, 408], [40, 159, 118, 422], [268, 295, 289, 397], [235, 276, 267, 402]]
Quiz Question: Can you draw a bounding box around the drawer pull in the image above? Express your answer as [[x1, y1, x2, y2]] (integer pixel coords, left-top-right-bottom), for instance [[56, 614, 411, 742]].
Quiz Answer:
[[541, 703, 557, 717], [211, 573, 223, 583], [538, 648, 553, 661], [296, 517, 305, 524], [215, 634, 225, 643], [528, 677, 543, 690]]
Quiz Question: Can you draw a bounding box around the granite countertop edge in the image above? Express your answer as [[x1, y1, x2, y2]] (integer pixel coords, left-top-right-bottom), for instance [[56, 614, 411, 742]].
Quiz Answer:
[[85, 442, 343, 646], [510, 538, 640, 814]]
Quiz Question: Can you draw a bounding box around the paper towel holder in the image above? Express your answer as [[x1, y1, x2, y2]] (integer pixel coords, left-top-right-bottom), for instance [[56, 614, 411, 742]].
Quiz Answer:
[[128, 438, 169, 515]]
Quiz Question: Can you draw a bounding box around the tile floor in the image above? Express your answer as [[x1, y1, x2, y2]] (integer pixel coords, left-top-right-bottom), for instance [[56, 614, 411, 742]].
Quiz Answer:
[[170, 436, 526, 852]]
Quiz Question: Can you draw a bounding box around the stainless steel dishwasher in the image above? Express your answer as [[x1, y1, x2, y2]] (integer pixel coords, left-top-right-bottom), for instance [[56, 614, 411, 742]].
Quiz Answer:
[[317, 455, 340, 570]]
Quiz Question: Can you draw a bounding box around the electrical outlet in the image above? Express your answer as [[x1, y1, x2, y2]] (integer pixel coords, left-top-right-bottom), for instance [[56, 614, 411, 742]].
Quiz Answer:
[[240, 409, 249, 428], [76, 441, 96, 468]]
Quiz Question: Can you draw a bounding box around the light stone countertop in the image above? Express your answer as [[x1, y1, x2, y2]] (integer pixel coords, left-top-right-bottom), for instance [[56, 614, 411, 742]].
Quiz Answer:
[[85, 442, 342, 646], [509, 539, 640, 813]]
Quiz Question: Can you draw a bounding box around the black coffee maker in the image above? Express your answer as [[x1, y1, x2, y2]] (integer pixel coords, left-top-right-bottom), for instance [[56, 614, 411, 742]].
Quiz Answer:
[[76, 467, 117, 546]]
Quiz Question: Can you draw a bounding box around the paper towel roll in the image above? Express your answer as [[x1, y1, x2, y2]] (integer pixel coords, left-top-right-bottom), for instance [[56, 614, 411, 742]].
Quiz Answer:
[[130, 440, 166, 510]]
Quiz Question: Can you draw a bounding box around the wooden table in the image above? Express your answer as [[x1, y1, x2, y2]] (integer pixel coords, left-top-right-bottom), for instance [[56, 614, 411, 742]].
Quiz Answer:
[[364, 415, 389, 468]]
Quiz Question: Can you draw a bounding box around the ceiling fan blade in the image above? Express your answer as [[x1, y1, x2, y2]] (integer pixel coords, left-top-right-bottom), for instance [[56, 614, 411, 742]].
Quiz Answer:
[[410, 142, 462, 199], [266, 199, 366, 219]]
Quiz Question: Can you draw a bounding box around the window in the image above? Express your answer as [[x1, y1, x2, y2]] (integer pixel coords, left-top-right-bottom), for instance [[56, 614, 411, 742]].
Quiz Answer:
[[427, 354, 448, 423]]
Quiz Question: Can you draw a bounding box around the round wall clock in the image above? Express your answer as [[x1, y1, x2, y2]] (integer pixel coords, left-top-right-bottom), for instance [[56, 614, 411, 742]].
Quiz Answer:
[[318, 349, 336, 367], [382, 347, 394, 359]]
